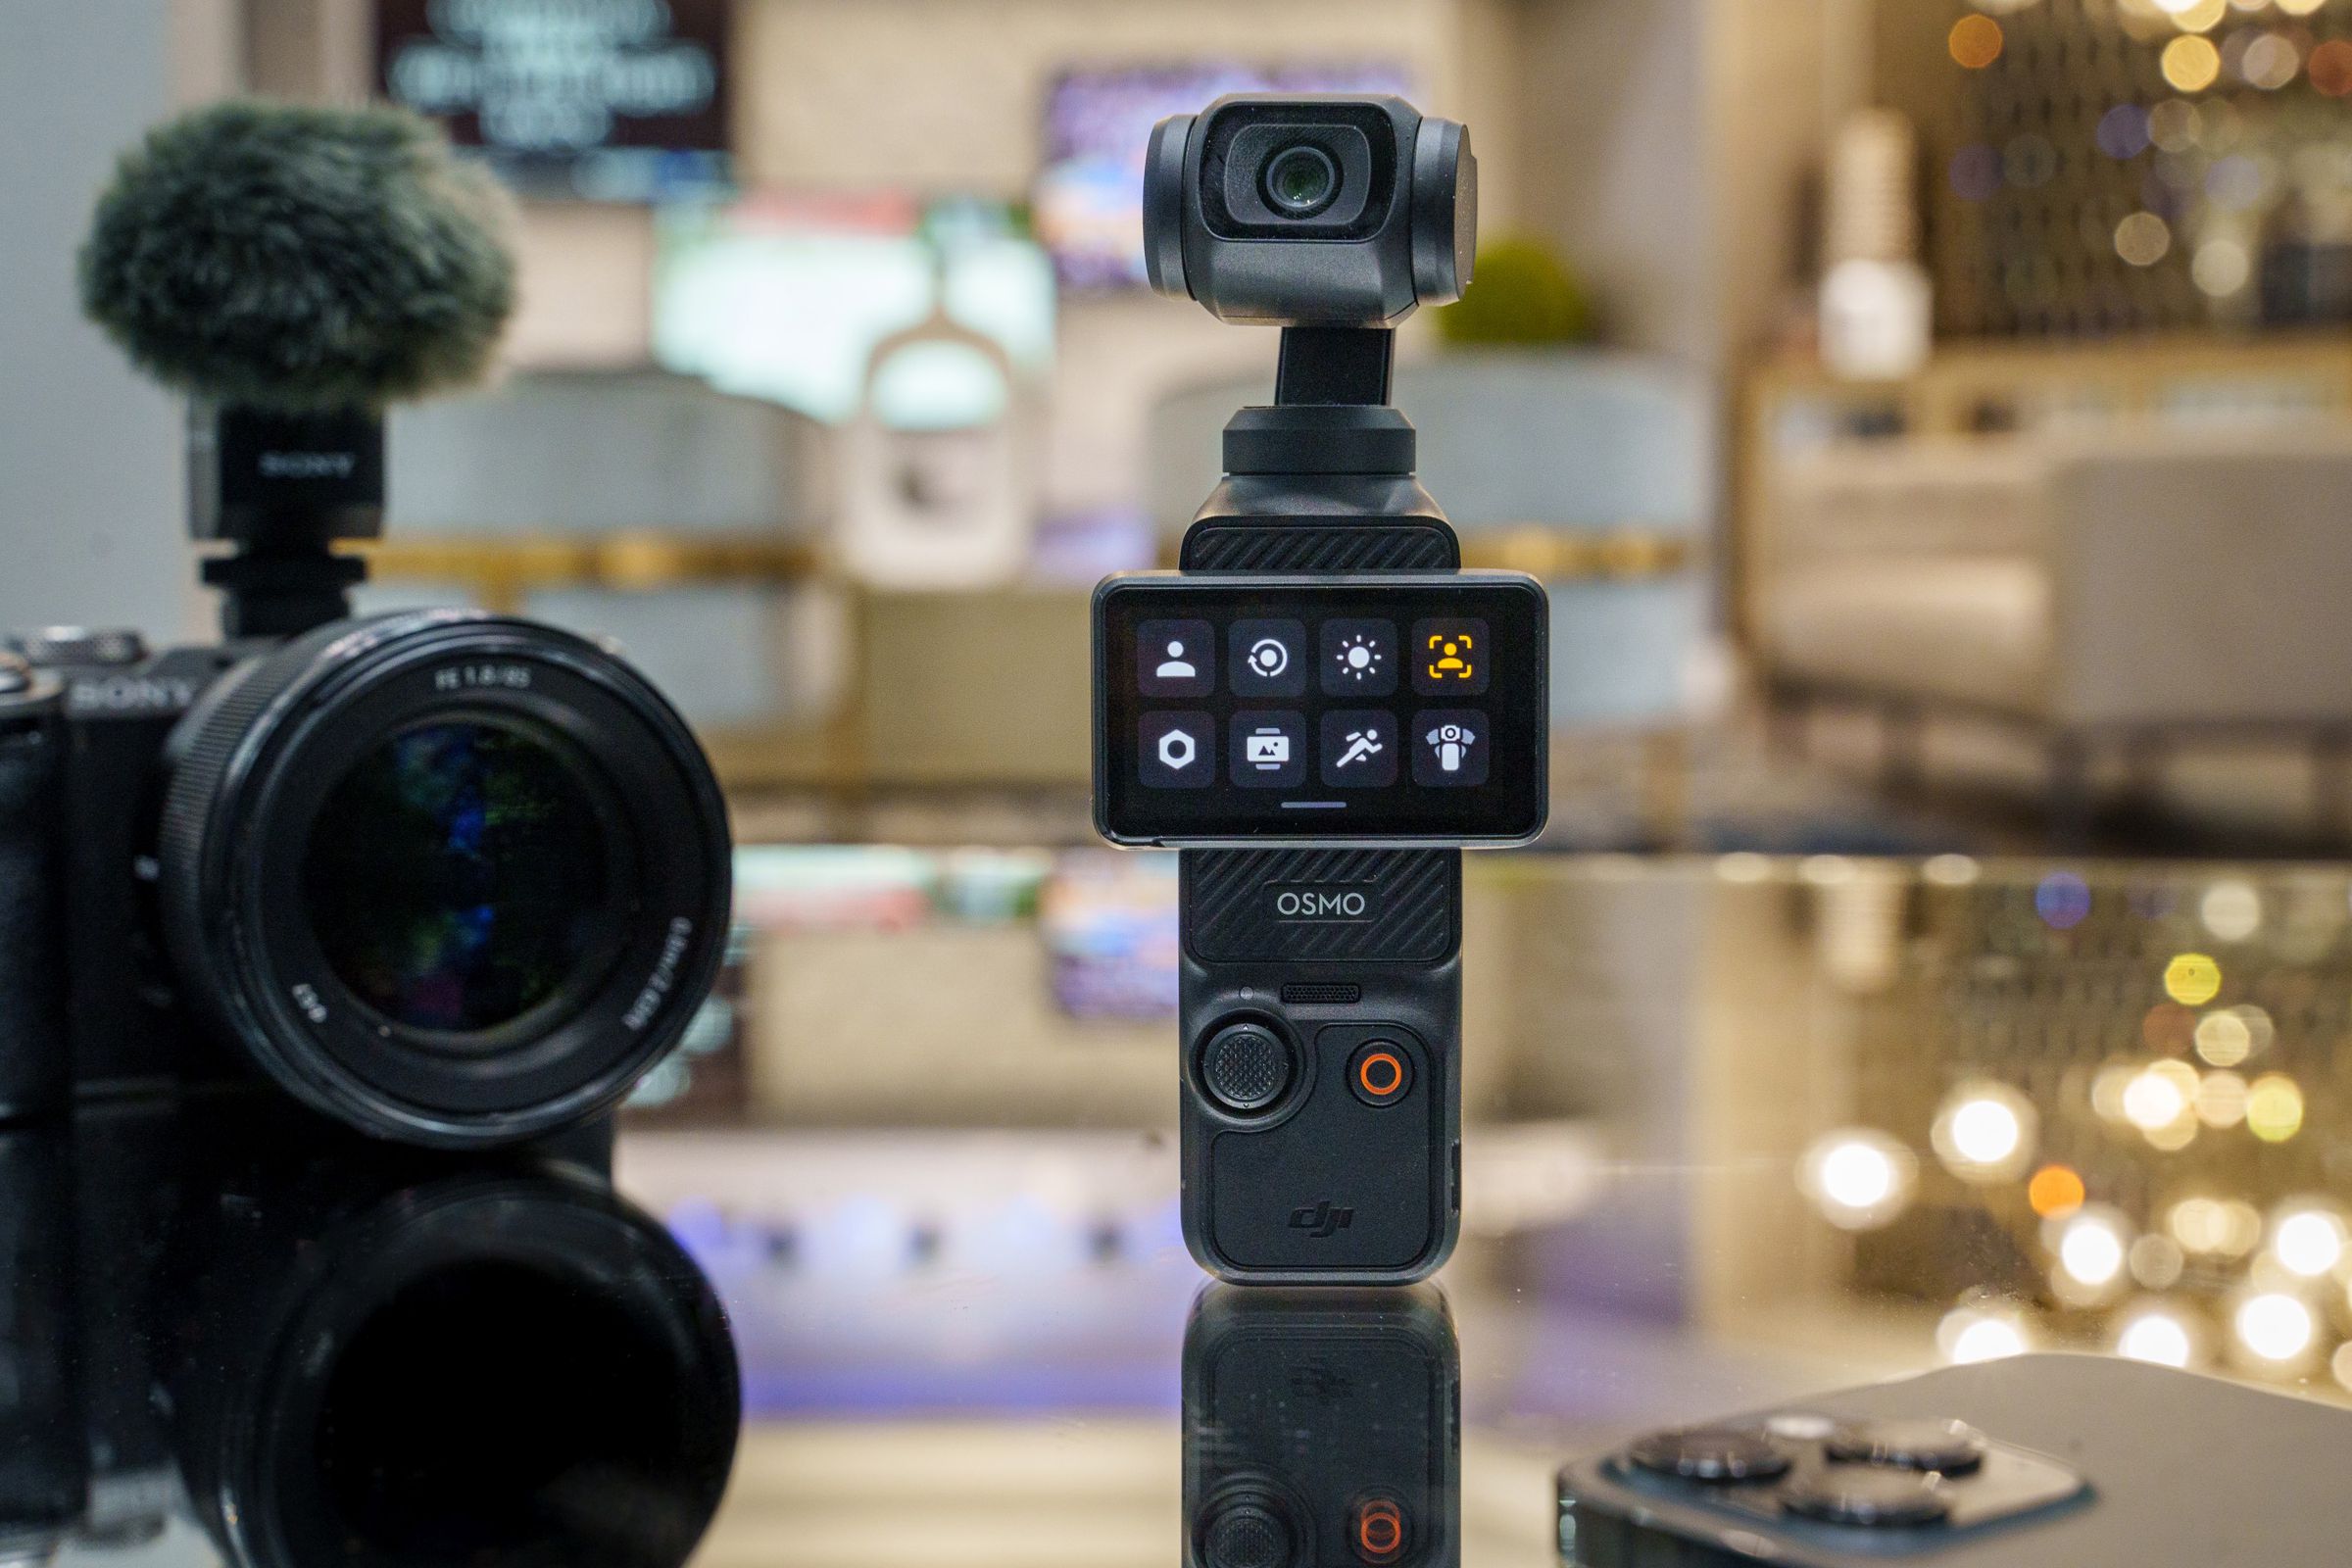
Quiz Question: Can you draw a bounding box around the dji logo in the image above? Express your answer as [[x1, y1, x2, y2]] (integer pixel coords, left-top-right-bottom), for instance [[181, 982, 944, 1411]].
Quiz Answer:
[[1273, 889, 1372, 921], [1289, 1360, 1353, 1401], [257, 450, 357, 479], [1289, 1200, 1355, 1239]]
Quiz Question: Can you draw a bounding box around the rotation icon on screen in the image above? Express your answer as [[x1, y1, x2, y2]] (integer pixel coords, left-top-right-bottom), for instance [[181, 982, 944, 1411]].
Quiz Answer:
[[1247, 637, 1291, 678]]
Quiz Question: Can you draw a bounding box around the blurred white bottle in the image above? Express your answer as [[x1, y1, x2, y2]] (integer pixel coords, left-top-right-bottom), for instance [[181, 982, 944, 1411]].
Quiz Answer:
[[834, 300, 1039, 589], [1818, 109, 1933, 381]]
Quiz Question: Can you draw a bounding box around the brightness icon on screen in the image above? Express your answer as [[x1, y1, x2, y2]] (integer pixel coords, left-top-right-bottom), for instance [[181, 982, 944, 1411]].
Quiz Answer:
[[1333, 633, 1384, 681]]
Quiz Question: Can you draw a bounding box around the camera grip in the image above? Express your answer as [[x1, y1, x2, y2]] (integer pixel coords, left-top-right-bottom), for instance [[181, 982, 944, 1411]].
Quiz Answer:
[[1178, 848, 1462, 1283], [0, 672, 68, 1124]]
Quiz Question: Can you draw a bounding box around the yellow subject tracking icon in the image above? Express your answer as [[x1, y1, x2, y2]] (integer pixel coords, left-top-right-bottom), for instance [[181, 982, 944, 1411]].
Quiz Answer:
[[1425, 630, 1474, 682]]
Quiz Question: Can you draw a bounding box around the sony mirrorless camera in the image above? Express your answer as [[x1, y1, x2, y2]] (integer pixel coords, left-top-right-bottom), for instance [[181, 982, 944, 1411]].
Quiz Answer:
[[0, 406, 732, 1150], [0, 606, 730, 1149], [1095, 95, 1544, 1284]]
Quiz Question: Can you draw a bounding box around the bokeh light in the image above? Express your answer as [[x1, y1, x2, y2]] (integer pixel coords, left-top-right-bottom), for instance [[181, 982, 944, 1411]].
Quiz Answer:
[[2132, 1233, 2187, 1289], [2116, 1300, 2200, 1368], [2195, 1069, 2250, 1127], [2171, 1197, 2264, 1256], [2034, 870, 2092, 928], [2096, 103, 2152, 159], [1938, 1302, 2031, 1364], [1950, 14, 2006, 68], [2052, 1206, 2133, 1304], [2233, 1291, 2318, 1368], [2199, 880, 2262, 940], [2143, 1003, 2196, 1054], [2237, 29, 2302, 88], [2193, 237, 2253, 294], [2091, 1063, 2135, 1122], [2193, 1008, 2251, 1065], [2029, 1163, 2086, 1218], [1933, 1083, 2037, 1183], [2124, 1060, 2198, 1135], [2310, 38, 2352, 95], [2247, 1074, 2306, 1143], [2149, 98, 2202, 151], [2163, 0, 2229, 30], [2165, 953, 2223, 1004], [1800, 1129, 1917, 1230], [1923, 853, 1982, 886], [2270, 1205, 2347, 1279], [2115, 212, 2173, 267], [2163, 34, 2225, 89]]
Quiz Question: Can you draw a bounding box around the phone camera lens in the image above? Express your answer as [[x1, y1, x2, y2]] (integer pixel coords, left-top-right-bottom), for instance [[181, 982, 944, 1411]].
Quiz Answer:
[[1825, 1419, 1986, 1475], [1781, 1468, 1950, 1529], [1625, 1428, 1790, 1485], [1262, 143, 1340, 218]]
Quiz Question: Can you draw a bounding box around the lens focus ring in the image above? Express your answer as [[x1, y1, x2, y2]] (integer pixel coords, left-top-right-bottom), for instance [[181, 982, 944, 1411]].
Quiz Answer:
[[155, 610, 732, 1149]]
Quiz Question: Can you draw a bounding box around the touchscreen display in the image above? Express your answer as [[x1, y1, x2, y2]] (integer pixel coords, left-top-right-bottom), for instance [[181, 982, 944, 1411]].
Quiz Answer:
[[1094, 573, 1547, 846]]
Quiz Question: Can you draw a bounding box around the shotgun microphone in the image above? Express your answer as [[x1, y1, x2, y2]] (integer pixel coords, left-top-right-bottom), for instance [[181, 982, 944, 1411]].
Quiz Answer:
[[76, 99, 518, 634]]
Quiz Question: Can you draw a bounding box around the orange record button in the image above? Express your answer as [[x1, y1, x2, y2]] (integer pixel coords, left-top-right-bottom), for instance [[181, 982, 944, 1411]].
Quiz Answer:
[[1350, 1042, 1412, 1106], [1353, 1496, 1407, 1564]]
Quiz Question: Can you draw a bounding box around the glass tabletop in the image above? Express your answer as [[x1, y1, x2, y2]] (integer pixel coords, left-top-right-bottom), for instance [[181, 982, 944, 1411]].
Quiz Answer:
[[14, 851, 2352, 1566]]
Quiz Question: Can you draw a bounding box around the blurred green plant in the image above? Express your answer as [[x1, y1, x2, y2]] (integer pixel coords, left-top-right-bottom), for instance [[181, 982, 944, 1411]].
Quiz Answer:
[[1433, 235, 1592, 347]]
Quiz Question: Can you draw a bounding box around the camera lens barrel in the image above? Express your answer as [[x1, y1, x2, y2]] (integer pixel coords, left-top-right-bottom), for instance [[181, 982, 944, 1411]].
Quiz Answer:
[[155, 610, 732, 1149]]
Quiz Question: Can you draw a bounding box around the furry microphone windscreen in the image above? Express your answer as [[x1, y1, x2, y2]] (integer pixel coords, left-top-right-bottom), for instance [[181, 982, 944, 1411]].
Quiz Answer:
[[78, 100, 517, 415]]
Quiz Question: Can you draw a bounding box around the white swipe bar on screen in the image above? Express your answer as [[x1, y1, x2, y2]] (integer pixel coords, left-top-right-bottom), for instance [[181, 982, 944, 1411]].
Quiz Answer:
[[1281, 801, 1348, 809]]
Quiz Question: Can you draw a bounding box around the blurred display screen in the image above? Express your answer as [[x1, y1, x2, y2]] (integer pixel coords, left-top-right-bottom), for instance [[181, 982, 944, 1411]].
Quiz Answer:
[[653, 193, 1054, 427], [1035, 62, 1413, 289], [1041, 853, 1178, 1021], [375, 0, 730, 201]]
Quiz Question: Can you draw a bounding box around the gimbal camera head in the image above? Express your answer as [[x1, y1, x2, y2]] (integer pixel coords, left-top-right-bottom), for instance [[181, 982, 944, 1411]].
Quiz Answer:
[[1145, 94, 1475, 330], [1145, 94, 1475, 417]]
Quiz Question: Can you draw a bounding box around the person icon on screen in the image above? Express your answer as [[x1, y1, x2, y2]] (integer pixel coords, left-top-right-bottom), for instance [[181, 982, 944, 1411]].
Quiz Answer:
[[1156, 640, 1198, 679]]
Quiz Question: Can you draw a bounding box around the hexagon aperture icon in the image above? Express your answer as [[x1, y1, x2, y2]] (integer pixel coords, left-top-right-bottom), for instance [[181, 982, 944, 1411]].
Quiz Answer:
[[1159, 729, 1199, 770]]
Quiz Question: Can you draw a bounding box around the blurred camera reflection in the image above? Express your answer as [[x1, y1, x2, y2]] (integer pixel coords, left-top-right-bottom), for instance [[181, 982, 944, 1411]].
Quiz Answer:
[[4, 1101, 737, 1568], [1183, 1287, 1459, 1568]]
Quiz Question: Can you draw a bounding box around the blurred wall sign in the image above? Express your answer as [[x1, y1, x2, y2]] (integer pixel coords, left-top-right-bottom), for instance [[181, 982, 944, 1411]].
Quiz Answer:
[[374, 0, 730, 201]]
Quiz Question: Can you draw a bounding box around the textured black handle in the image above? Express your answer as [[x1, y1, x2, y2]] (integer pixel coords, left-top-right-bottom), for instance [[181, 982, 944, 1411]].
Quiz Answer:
[[0, 679, 68, 1124], [1174, 485, 1466, 1282]]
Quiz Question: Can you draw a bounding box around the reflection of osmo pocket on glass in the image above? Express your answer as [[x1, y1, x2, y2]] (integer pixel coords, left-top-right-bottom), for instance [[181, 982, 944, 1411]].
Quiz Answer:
[[1091, 95, 1547, 1284], [1183, 1284, 1459, 1568]]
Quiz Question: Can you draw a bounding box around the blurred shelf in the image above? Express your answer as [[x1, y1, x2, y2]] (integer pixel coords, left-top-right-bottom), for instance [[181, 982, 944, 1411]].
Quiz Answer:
[[358, 531, 823, 611]]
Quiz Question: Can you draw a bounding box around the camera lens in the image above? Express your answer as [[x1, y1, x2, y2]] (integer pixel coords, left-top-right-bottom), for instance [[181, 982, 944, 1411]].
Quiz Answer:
[[1825, 1419, 1987, 1475], [157, 611, 732, 1149], [1625, 1428, 1790, 1484], [1780, 1468, 1950, 1529], [1262, 143, 1340, 218], [301, 719, 614, 1037]]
